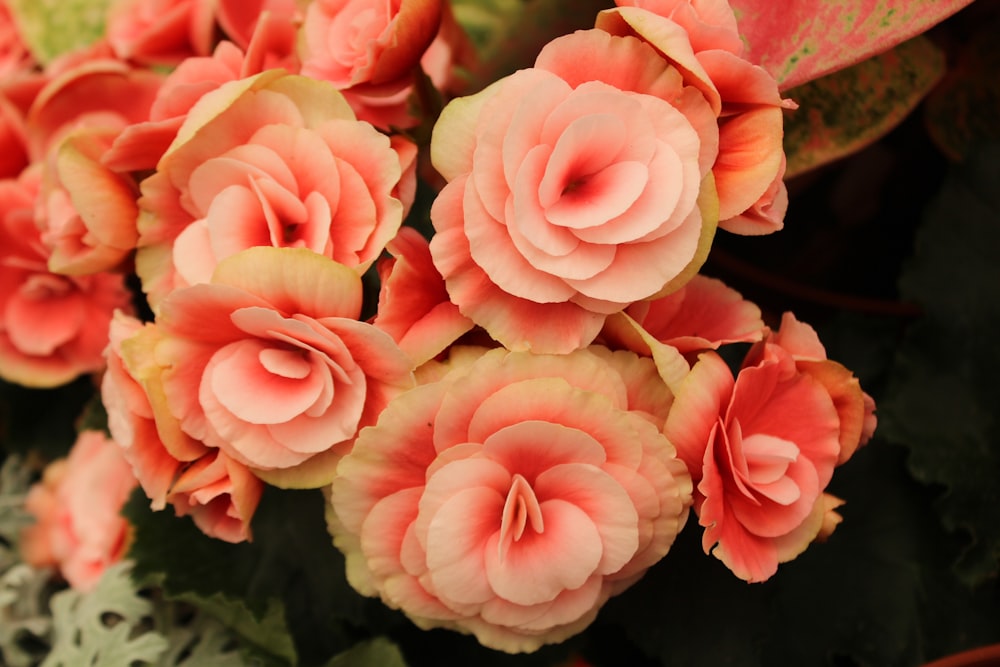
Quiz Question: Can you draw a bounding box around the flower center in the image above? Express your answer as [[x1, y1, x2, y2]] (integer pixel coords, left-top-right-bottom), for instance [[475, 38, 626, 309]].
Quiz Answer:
[[497, 473, 544, 562]]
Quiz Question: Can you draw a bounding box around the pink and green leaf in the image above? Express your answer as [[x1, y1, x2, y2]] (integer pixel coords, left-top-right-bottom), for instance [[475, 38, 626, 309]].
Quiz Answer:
[[782, 35, 945, 178], [731, 0, 972, 90]]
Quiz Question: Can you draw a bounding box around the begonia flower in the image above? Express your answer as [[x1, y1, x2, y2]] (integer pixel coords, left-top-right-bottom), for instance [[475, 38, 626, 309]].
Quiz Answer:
[[329, 345, 691, 652], [103, 311, 264, 543], [663, 312, 875, 582], [430, 29, 721, 353], [372, 226, 474, 367], [140, 246, 414, 487], [603, 274, 765, 355], [106, 0, 217, 65], [136, 70, 414, 310], [600, 3, 792, 233], [20, 430, 138, 591], [0, 168, 132, 387]]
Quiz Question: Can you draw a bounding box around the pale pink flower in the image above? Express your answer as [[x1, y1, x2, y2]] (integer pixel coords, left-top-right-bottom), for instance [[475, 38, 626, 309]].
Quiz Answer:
[[102, 311, 264, 543], [430, 29, 720, 353], [0, 168, 132, 388], [20, 431, 138, 591], [329, 346, 691, 653], [147, 246, 414, 487], [135, 70, 411, 310]]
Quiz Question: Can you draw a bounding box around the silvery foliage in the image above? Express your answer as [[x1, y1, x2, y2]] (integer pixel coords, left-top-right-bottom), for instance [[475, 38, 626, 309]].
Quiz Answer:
[[0, 456, 246, 667]]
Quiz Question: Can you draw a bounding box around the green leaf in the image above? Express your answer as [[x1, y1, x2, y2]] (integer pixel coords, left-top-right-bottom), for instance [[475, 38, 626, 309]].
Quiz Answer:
[[880, 143, 1000, 586], [783, 35, 945, 178], [43, 561, 169, 667], [325, 637, 409, 667], [6, 0, 112, 64], [731, 0, 973, 90]]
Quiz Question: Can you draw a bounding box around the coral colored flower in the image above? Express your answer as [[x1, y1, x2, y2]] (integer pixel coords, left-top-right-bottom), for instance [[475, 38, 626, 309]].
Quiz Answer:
[[106, 0, 216, 65], [20, 431, 138, 591], [604, 274, 764, 355], [0, 89, 30, 179], [39, 128, 140, 275], [148, 246, 414, 486], [299, 0, 442, 89], [430, 29, 720, 354], [748, 312, 877, 462], [663, 321, 858, 582], [24, 60, 162, 162], [102, 311, 263, 543], [372, 226, 474, 367], [329, 346, 691, 653], [216, 0, 301, 54], [136, 70, 412, 310], [599, 4, 791, 233], [0, 168, 133, 388], [0, 0, 32, 78]]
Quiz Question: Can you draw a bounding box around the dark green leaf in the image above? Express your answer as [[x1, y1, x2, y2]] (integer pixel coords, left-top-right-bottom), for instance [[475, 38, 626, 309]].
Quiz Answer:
[[784, 36, 945, 178], [325, 637, 408, 667], [880, 143, 1000, 585]]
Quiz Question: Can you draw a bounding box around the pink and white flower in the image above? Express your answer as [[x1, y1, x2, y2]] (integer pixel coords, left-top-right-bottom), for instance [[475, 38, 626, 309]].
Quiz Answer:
[[329, 345, 691, 652]]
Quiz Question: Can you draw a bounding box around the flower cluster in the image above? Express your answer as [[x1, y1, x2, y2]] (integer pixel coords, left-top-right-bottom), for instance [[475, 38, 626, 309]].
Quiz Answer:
[[3, 0, 874, 655]]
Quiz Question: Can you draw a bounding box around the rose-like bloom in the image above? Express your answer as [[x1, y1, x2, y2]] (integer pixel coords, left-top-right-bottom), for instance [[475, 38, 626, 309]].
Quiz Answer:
[[329, 346, 691, 653], [748, 312, 877, 462], [0, 168, 133, 387], [24, 59, 161, 163], [430, 29, 720, 354], [20, 430, 138, 591], [300, 0, 441, 90], [106, 0, 216, 65], [136, 70, 413, 310], [372, 226, 474, 367], [663, 312, 872, 582], [102, 311, 264, 542], [144, 246, 414, 487], [603, 274, 764, 355], [600, 3, 792, 233], [39, 128, 140, 275]]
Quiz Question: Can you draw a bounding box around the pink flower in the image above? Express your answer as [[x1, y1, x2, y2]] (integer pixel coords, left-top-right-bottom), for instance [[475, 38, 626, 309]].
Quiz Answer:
[[430, 29, 720, 353], [663, 312, 873, 582], [747, 312, 877, 462], [299, 0, 442, 90], [136, 70, 412, 310], [0, 168, 133, 388], [0, 0, 33, 78], [147, 246, 414, 486], [372, 226, 474, 367], [38, 128, 140, 275], [20, 430, 138, 591], [106, 0, 216, 65], [329, 346, 691, 653], [102, 311, 263, 543], [24, 59, 162, 163], [598, 4, 792, 233], [603, 274, 765, 355]]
